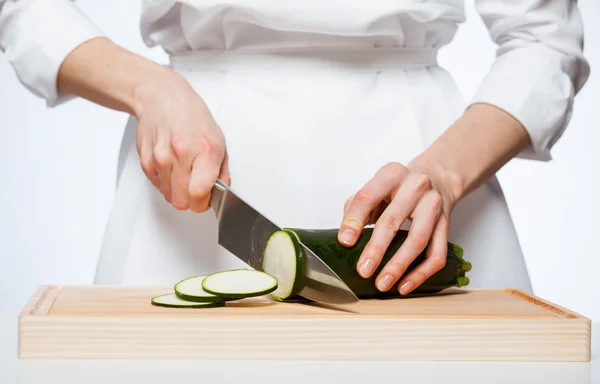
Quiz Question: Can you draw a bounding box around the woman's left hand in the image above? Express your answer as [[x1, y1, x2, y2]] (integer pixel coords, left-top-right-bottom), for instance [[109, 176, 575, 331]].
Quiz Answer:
[[338, 162, 458, 295]]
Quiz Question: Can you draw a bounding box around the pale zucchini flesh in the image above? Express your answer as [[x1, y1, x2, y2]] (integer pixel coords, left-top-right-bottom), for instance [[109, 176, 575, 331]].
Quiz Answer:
[[174, 275, 225, 303], [201, 269, 278, 299], [262, 229, 302, 301]]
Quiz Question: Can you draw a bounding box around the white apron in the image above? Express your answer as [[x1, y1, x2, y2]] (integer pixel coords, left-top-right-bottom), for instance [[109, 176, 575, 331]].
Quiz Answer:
[[93, 6, 533, 293]]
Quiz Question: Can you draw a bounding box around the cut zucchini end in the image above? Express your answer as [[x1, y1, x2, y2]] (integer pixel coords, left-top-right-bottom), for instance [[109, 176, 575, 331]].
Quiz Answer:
[[263, 229, 302, 301], [201, 269, 278, 299], [174, 275, 225, 303], [151, 293, 225, 308]]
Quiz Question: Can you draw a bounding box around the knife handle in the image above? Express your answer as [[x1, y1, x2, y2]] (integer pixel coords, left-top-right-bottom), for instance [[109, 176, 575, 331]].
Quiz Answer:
[[210, 179, 228, 218]]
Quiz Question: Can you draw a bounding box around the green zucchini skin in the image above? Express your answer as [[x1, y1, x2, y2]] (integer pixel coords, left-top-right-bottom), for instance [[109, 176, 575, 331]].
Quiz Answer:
[[288, 228, 469, 299]]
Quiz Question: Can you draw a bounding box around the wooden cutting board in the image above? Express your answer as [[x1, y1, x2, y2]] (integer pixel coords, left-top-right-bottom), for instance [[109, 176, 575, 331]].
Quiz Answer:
[[18, 285, 591, 361]]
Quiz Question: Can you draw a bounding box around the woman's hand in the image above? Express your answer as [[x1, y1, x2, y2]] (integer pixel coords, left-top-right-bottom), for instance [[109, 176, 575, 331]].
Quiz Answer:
[[56, 37, 229, 212], [338, 162, 457, 295], [134, 79, 229, 212], [337, 102, 531, 295]]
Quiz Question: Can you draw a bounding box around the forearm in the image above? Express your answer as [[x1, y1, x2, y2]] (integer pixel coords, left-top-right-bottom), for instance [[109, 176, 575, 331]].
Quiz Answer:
[[409, 103, 531, 205], [57, 37, 184, 115]]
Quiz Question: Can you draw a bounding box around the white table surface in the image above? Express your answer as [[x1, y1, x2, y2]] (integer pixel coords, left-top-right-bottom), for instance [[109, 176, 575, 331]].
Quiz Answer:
[[0, 315, 597, 384]]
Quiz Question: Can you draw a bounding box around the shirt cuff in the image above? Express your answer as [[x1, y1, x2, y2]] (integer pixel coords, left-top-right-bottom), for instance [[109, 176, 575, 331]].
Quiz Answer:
[[0, 0, 105, 107], [469, 44, 585, 161]]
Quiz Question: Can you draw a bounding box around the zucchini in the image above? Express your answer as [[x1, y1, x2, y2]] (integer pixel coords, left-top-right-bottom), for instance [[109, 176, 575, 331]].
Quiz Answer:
[[201, 269, 278, 300], [151, 293, 225, 308], [262, 229, 304, 301], [264, 227, 470, 301], [174, 275, 225, 303]]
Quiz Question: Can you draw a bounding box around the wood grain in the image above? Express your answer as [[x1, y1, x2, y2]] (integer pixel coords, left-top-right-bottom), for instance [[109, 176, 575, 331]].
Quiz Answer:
[[18, 286, 591, 361]]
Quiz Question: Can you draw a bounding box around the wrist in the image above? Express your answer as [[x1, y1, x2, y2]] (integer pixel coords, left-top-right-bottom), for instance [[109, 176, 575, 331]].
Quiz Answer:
[[408, 103, 530, 205], [57, 37, 188, 116], [130, 69, 189, 117]]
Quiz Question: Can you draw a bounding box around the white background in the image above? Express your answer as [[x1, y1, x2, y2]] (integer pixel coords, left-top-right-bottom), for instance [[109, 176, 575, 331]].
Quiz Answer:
[[0, 0, 598, 321]]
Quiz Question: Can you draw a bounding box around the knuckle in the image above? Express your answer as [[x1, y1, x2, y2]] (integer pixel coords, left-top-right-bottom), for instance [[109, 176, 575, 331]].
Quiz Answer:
[[413, 173, 432, 192], [170, 135, 190, 158], [385, 162, 404, 173], [409, 232, 429, 250], [344, 199, 351, 212], [140, 158, 154, 176], [378, 215, 402, 232], [365, 241, 386, 258], [430, 191, 443, 211], [414, 269, 430, 284], [431, 256, 446, 271], [188, 179, 212, 199], [354, 189, 375, 205], [344, 199, 353, 214], [172, 200, 189, 211], [188, 185, 209, 199], [153, 148, 172, 168], [189, 199, 210, 213], [390, 260, 409, 274], [203, 137, 224, 156]]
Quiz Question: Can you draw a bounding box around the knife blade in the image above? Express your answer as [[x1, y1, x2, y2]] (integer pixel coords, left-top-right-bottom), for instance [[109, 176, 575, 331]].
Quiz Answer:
[[210, 179, 359, 304]]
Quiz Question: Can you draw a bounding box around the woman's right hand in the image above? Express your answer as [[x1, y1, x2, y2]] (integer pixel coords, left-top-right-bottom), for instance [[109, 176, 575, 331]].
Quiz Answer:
[[134, 77, 230, 213], [56, 37, 230, 213]]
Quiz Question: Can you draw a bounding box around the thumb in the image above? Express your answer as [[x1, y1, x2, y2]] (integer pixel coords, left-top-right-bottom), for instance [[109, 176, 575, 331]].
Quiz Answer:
[[218, 150, 231, 186]]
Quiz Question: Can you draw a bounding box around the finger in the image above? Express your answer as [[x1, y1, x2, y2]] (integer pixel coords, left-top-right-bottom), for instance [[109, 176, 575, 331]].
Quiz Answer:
[[373, 189, 442, 291], [153, 140, 174, 202], [188, 144, 224, 213], [368, 201, 388, 225], [355, 174, 435, 279], [343, 194, 354, 218], [397, 214, 449, 295], [139, 139, 160, 189], [170, 159, 191, 210], [344, 194, 385, 225], [218, 150, 231, 186], [339, 163, 407, 247], [170, 136, 195, 211]]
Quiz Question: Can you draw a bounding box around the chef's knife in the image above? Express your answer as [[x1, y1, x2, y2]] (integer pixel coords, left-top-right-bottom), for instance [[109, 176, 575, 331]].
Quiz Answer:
[[210, 179, 359, 304]]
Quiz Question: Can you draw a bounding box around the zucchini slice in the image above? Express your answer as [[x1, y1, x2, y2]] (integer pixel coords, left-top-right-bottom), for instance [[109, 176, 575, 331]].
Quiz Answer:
[[174, 275, 225, 303], [151, 293, 225, 308], [262, 229, 304, 301], [201, 269, 278, 300]]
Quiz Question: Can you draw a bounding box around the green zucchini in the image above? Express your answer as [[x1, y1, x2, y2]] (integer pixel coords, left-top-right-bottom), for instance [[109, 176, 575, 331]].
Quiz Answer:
[[151, 293, 225, 308], [264, 227, 470, 301], [174, 275, 226, 303], [201, 269, 278, 300]]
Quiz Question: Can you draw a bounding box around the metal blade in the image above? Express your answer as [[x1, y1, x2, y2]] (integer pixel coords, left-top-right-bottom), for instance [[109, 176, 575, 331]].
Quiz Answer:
[[210, 180, 359, 304], [296, 242, 359, 304]]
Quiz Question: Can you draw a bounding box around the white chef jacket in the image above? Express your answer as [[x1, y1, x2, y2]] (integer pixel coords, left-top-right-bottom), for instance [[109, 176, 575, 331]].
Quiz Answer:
[[0, 0, 590, 161]]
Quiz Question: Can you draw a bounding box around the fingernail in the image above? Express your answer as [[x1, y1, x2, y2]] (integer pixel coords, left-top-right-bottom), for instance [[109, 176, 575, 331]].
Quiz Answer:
[[358, 259, 375, 277], [400, 281, 414, 295], [339, 229, 355, 245], [377, 274, 394, 291]]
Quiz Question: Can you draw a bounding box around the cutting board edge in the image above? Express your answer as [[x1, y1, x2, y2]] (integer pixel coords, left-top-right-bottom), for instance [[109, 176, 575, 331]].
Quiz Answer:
[[501, 288, 590, 320], [18, 314, 591, 362], [20, 285, 63, 316]]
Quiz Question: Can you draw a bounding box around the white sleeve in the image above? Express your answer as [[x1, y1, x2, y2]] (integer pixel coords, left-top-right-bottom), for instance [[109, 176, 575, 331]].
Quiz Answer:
[[0, 0, 105, 107], [471, 0, 590, 161]]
